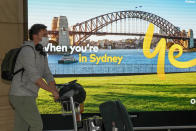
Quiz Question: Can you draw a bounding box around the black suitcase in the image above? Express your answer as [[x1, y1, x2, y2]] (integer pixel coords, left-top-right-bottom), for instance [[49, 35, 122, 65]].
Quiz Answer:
[[99, 100, 134, 131]]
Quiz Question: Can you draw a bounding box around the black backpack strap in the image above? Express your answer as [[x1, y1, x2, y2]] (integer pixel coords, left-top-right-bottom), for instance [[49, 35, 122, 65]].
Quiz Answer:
[[13, 68, 24, 75], [11, 47, 23, 77], [13, 45, 36, 81]]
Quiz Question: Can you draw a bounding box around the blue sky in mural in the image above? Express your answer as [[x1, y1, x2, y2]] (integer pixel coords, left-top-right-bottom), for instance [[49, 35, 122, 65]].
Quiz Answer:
[[28, 0, 196, 39]]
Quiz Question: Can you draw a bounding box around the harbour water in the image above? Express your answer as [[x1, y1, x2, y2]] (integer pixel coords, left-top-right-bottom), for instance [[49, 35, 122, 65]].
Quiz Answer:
[[48, 49, 196, 75]]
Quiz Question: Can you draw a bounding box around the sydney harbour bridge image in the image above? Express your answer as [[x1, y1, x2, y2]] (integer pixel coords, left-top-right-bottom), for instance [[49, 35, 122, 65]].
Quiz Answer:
[[47, 10, 195, 50], [29, 1, 196, 114]]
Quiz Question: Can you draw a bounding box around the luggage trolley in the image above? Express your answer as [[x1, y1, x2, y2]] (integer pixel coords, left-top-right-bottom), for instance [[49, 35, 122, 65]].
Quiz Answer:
[[55, 80, 86, 131]]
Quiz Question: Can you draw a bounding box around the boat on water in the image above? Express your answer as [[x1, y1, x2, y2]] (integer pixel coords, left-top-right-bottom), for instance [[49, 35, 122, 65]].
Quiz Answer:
[[58, 55, 78, 64]]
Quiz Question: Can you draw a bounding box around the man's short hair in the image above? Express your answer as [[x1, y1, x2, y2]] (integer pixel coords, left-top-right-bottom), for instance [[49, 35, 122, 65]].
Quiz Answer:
[[29, 24, 47, 40]]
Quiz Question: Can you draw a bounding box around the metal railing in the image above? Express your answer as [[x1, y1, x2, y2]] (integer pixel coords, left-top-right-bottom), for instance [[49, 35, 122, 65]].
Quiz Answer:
[[133, 125, 196, 131], [48, 63, 196, 75], [43, 125, 196, 131]]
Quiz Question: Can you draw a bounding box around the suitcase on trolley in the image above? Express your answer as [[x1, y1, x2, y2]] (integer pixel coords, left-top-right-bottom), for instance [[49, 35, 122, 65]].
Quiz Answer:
[[99, 100, 134, 131]]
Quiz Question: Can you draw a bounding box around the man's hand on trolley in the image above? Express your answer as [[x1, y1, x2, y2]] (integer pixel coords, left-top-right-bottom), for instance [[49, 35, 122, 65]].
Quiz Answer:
[[51, 89, 60, 102]]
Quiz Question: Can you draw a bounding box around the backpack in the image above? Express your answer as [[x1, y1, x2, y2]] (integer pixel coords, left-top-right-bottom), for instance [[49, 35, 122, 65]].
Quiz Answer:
[[1, 45, 34, 81], [99, 100, 134, 131]]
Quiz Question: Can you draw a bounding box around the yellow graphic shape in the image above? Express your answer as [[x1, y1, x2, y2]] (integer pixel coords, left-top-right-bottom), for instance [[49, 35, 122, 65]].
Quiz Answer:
[[143, 23, 166, 80], [168, 44, 196, 68]]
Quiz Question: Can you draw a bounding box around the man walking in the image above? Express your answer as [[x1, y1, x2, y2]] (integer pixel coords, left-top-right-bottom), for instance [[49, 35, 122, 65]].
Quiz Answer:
[[8, 24, 59, 131]]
